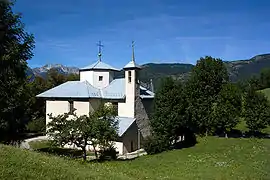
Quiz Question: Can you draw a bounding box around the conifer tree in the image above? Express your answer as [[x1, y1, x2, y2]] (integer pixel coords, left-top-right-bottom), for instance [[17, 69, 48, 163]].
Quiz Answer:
[[0, 1, 34, 143]]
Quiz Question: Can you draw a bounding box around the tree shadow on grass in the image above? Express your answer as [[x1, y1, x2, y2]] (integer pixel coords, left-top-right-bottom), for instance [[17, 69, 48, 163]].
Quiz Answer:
[[244, 131, 270, 139], [173, 129, 197, 150], [89, 157, 137, 163], [36, 147, 85, 158], [35, 147, 136, 163]]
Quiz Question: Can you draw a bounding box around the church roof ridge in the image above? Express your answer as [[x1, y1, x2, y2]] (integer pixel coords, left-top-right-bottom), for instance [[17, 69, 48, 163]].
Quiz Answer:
[[80, 60, 120, 71]]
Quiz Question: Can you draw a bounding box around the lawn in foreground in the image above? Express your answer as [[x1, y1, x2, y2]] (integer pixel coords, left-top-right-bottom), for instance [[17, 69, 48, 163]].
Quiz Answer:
[[0, 137, 269, 180], [260, 88, 270, 101]]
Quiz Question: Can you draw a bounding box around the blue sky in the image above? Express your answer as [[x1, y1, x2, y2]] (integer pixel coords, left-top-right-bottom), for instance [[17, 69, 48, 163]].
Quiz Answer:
[[14, 0, 270, 68]]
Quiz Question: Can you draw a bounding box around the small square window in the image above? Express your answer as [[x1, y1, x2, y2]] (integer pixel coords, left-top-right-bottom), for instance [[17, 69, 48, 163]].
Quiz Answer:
[[99, 76, 103, 81]]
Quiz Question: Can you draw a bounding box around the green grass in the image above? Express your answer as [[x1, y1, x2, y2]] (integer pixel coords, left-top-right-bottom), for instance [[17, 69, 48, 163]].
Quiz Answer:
[[1, 137, 270, 180], [260, 88, 270, 100], [29, 140, 52, 149]]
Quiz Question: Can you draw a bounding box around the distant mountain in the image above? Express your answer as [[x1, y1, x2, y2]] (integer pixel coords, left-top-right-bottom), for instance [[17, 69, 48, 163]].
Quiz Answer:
[[29, 53, 270, 90], [137, 63, 194, 89], [32, 64, 79, 78], [225, 54, 270, 81]]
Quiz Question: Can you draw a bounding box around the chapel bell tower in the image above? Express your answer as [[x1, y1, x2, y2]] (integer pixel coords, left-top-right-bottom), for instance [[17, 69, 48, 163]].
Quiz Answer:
[[122, 41, 141, 118]]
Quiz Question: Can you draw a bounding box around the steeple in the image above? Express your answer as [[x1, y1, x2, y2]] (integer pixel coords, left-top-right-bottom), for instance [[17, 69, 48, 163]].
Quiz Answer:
[[97, 41, 103, 62], [123, 41, 141, 70]]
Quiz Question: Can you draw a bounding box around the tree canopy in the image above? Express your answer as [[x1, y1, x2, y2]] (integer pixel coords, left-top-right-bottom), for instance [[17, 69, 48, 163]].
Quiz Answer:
[[242, 90, 270, 133], [47, 104, 118, 160], [151, 77, 188, 145], [211, 83, 242, 137], [0, 1, 34, 143], [186, 56, 229, 135]]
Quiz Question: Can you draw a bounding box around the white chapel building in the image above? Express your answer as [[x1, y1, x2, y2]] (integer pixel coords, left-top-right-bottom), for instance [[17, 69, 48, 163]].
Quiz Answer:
[[37, 44, 154, 155]]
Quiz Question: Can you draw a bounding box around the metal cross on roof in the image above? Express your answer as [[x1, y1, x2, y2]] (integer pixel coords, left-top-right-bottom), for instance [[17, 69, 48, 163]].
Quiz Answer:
[[132, 40, 135, 62], [97, 41, 104, 62]]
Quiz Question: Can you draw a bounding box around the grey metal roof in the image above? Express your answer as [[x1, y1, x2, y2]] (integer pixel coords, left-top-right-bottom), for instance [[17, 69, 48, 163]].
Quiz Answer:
[[116, 116, 136, 137], [102, 78, 125, 99], [140, 86, 155, 99], [36, 81, 101, 98], [37, 78, 154, 99], [123, 60, 141, 69], [80, 61, 119, 71]]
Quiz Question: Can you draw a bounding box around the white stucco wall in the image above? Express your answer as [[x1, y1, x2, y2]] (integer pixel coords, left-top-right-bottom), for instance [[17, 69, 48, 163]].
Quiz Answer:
[[92, 71, 112, 89], [46, 100, 69, 125], [80, 70, 114, 89], [80, 71, 94, 84], [118, 70, 136, 118], [122, 122, 139, 154], [74, 101, 90, 116], [46, 99, 101, 121]]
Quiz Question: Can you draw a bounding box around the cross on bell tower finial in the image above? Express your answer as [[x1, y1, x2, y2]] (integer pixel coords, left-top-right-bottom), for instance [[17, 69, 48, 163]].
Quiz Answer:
[[97, 41, 104, 62], [132, 40, 135, 62]]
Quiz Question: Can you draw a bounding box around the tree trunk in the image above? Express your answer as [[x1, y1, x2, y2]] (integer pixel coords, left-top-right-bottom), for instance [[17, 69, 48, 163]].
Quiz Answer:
[[82, 147, 87, 161]]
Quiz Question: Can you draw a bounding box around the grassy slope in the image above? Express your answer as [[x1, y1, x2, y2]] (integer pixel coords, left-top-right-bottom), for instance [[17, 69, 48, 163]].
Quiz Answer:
[[1, 137, 270, 180], [260, 88, 270, 100]]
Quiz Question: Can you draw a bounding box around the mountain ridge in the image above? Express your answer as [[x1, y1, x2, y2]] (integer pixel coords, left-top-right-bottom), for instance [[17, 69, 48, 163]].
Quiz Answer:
[[29, 53, 270, 89]]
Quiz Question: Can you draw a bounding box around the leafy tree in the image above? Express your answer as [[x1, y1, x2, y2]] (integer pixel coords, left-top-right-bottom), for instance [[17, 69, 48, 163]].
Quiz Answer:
[[47, 104, 118, 161], [211, 83, 242, 137], [0, 1, 34, 143], [66, 73, 79, 81], [259, 68, 270, 89], [46, 69, 67, 88], [26, 117, 45, 133], [25, 76, 48, 119], [247, 75, 261, 91], [24, 72, 79, 134], [150, 77, 188, 147], [242, 90, 270, 134], [186, 56, 229, 136]]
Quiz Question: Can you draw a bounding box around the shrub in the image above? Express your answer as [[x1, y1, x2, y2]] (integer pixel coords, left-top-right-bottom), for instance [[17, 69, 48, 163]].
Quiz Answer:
[[143, 136, 170, 155], [99, 146, 118, 160], [26, 117, 46, 133]]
